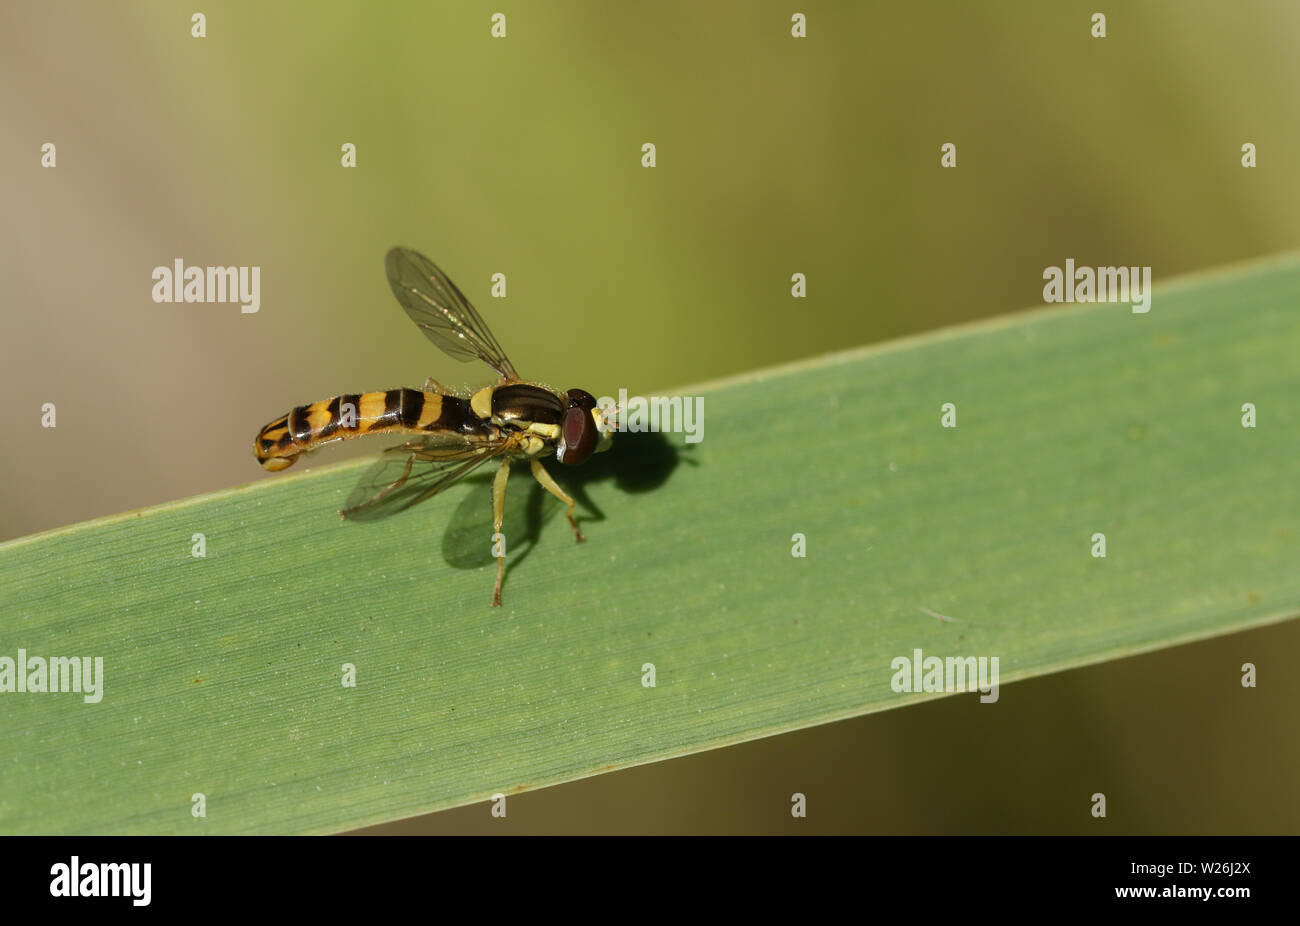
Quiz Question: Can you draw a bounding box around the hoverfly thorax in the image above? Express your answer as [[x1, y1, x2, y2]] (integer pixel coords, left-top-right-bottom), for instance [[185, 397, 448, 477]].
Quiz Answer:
[[487, 383, 564, 425]]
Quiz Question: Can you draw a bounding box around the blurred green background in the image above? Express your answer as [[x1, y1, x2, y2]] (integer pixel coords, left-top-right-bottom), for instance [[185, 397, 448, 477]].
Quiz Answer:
[[2, 1, 1297, 833]]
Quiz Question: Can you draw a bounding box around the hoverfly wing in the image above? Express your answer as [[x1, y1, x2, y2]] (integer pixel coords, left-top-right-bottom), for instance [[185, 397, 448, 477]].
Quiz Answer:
[[385, 247, 519, 381], [340, 434, 510, 521]]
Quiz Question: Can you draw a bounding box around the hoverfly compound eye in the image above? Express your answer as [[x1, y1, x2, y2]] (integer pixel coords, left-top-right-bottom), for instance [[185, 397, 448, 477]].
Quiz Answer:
[[557, 404, 597, 465]]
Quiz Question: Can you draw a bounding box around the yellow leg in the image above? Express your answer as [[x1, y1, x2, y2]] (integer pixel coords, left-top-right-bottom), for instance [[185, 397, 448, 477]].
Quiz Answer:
[[491, 458, 511, 606], [530, 458, 584, 542], [423, 376, 446, 393]]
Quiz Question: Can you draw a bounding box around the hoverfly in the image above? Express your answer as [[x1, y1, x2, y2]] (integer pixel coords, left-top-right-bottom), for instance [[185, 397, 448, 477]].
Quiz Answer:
[[253, 247, 614, 606]]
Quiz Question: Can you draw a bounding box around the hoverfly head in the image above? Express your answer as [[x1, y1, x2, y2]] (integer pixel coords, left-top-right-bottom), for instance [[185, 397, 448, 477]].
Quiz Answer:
[[556, 388, 614, 465]]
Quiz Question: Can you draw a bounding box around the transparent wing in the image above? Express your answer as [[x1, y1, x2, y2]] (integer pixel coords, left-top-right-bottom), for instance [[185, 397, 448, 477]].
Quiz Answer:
[[340, 434, 511, 521], [386, 246, 519, 380]]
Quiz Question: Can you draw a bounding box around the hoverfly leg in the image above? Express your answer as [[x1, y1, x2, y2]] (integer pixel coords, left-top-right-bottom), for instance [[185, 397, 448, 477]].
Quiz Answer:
[[529, 458, 585, 543], [490, 458, 511, 607], [423, 377, 447, 394], [338, 453, 415, 519]]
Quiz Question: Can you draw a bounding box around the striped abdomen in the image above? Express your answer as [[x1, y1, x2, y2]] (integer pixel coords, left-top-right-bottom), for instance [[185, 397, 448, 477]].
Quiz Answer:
[[254, 388, 472, 471]]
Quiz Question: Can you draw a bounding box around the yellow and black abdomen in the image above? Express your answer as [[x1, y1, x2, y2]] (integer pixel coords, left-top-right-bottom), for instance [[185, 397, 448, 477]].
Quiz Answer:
[[254, 388, 470, 471]]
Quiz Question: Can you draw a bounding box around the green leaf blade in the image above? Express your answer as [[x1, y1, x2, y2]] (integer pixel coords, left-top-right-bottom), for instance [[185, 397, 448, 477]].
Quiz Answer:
[[2, 255, 1297, 833]]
